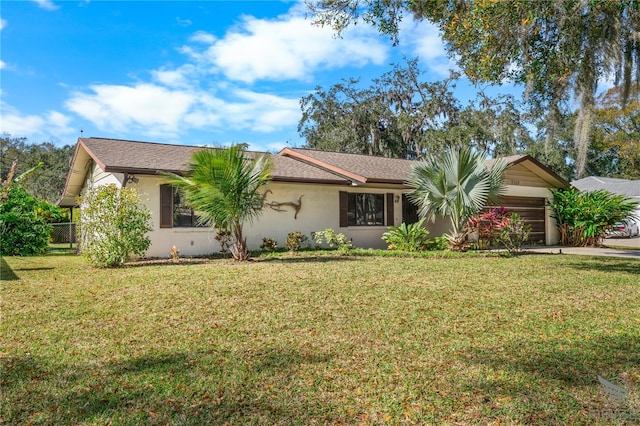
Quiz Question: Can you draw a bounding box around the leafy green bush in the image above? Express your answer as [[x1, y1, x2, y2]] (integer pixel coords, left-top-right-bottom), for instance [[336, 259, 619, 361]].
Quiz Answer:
[[424, 236, 448, 251], [381, 219, 430, 251], [312, 228, 352, 254], [285, 231, 308, 252], [549, 187, 639, 246], [37, 202, 68, 224], [79, 184, 152, 267], [0, 184, 52, 255]]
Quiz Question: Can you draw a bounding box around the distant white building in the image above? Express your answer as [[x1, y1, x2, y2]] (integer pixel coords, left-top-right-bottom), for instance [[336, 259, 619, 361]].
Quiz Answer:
[[572, 176, 640, 224]]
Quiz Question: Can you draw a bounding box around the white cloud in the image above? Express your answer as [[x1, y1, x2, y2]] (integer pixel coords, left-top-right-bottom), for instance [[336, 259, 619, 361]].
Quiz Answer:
[[176, 17, 192, 27], [190, 30, 215, 44], [17, 2, 395, 146], [398, 19, 457, 77], [63, 82, 301, 139], [182, 13, 389, 83], [0, 102, 74, 141], [65, 83, 196, 138], [224, 90, 300, 132], [151, 64, 197, 88], [31, 0, 59, 11], [0, 20, 8, 70]]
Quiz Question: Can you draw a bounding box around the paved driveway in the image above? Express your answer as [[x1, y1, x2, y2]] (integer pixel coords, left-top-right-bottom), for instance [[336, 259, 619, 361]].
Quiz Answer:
[[527, 237, 640, 259], [603, 236, 640, 249]]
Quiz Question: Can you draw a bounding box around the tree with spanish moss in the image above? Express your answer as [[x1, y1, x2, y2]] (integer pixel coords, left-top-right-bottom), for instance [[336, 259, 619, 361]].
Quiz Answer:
[[307, 0, 640, 177], [587, 84, 640, 179]]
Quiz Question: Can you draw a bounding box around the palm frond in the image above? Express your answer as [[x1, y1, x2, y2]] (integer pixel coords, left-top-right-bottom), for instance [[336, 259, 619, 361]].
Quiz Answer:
[[407, 147, 507, 249], [161, 145, 272, 260]]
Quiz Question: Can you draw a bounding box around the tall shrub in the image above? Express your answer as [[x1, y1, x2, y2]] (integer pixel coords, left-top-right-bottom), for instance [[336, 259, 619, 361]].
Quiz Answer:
[[80, 184, 152, 267], [495, 213, 531, 255], [549, 187, 639, 246], [0, 185, 52, 256]]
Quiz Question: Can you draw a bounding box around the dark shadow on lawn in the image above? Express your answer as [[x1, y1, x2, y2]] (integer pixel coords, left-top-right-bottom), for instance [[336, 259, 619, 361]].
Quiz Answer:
[[123, 258, 216, 268], [13, 267, 55, 272], [465, 333, 640, 386], [0, 257, 19, 280], [255, 255, 357, 264], [2, 346, 337, 425], [458, 333, 640, 423], [564, 258, 639, 275]]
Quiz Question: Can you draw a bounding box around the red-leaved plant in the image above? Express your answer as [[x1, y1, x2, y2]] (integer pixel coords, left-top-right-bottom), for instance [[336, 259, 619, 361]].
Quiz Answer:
[[467, 207, 511, 249]]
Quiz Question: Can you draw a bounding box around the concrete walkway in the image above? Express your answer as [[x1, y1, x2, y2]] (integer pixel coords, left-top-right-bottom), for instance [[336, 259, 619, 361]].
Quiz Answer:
[[526, 244, 640, 259]]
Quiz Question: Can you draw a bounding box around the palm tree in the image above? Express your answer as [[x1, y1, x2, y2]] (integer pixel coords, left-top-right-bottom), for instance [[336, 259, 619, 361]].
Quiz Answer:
[[407, 147, 507, 251], [163, 145, 272, 261]]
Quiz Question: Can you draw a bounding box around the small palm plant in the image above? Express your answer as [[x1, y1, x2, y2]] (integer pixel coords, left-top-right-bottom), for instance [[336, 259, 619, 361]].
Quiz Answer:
[[163, 145, 272, 261], [408, 147, 507, 251]]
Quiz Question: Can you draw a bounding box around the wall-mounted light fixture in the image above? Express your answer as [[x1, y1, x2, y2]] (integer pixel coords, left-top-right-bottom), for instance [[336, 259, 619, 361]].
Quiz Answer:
[[395, 194, 401, 203], [126, 174, 139, 184]]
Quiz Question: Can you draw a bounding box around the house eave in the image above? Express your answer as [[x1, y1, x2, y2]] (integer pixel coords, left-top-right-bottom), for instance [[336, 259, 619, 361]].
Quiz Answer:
[[271, 176, 352, 185], [103, 166, 184, 176]]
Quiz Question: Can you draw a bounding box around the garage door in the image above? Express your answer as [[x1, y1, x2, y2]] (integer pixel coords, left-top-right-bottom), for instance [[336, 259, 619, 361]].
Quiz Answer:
[[486, 196, 546, 244]]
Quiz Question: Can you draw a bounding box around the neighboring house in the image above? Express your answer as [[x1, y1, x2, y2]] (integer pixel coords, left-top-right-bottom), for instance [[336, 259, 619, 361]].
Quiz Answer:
[[572, 176, 640, 224], [59, 137, 569, 257]]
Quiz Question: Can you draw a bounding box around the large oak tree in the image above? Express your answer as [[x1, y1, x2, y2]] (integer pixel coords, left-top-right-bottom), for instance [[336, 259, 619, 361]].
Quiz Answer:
[[307, 0, 640, 177], [299, 59, 532, 160]]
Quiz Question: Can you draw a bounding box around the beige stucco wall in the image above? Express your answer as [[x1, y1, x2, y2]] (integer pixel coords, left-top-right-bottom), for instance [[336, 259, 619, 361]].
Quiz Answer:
[[131, 175, 218, 257], [248, 182, 407, 251], [127, 177, 405, 257], [83, 165, 561, 257]]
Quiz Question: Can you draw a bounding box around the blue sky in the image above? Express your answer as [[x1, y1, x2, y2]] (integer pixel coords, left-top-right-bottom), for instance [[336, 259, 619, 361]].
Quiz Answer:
[[1, 0, 501, 152]]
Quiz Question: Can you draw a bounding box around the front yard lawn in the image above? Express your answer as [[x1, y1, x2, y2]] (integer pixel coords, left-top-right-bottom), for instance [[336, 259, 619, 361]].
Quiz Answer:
[[2, 253, 639, 424]]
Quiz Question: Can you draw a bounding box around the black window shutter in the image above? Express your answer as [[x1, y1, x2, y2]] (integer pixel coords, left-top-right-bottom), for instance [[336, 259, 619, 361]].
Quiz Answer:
[[160, 184, 173, 228], [339, 191, 348, 228], [386, 193, 394, 226]]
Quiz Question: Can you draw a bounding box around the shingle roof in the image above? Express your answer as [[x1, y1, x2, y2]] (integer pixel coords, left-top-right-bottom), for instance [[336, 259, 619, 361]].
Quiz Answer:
[[60, 138, 570, 208], [270, 155, 349, 183], [79, 137, 349, 183], [82, 137, 201, 173], [572, 176, 640, 197], [485, 155, 526, 169], [279, 148, 414, 183]]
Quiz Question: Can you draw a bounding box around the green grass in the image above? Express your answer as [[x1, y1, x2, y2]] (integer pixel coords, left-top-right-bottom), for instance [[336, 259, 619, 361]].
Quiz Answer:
[[2, 253, 639, 425]]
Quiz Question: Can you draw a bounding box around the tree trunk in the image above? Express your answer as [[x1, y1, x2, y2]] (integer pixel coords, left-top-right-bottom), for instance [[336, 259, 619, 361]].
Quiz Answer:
[[230, 221, 249, 261]]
